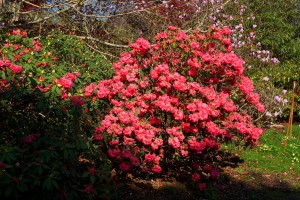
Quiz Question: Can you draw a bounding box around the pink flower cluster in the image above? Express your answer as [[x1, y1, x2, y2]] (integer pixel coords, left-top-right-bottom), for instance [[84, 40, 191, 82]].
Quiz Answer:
[[0, 56, 22, 74], [12, 29, 27, 38], [54, 72, 81, 99], [84, 26, 264, 184]]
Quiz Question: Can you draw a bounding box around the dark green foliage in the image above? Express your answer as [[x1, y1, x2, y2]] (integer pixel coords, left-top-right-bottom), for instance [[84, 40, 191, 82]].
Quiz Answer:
[[244, 0, 300, 62], [0, 30, 116, 199]]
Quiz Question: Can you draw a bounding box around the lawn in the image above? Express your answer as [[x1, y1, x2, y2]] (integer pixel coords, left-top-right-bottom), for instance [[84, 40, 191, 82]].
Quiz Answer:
[[229, 124, 300, 175]]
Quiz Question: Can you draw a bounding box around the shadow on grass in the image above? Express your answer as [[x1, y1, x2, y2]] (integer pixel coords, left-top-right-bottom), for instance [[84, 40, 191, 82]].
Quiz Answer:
[[116, 150, 300, 200], [116, 171, 300, 200], [218, 171, 300, 200]]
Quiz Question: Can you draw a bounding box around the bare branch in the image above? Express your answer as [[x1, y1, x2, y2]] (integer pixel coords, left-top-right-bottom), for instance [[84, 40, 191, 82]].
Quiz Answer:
[[75, 35, 130, 48]]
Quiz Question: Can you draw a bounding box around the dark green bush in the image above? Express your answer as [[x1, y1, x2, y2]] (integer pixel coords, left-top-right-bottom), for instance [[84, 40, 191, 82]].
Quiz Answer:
[[243, 0, 300, 63], [0, 29, 116, 200]]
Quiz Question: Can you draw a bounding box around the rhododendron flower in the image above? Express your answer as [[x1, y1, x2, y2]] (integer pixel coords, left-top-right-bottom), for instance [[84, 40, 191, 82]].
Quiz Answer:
[[66, 72, 77, 81], [141, 168, 149, 173], [38, 76, 45, 82], [33, 40, 42, 52], [93, 134, 103, 141], [168, 137, 180, 149], [24, 134, 36, 143], [192, 173, 201, 182], [222, 26, 231, 35], [12, 29, 21, 35], [129, 38, 151, 55], [0, 60, 5, 67], [11, 29, 26, 37], [210, 169, 220, 180], [188, 137, 206, 154], [119, 162, 131, 172], [84, 184, 93, 194], [206, 121, 222, 136], [151, 165, 162, 173], [198, 183, 206, 191], [192, 162, 200, 169], [9, 64, 22, 74], [130, 156, 140, 167], [256, 103, 265, 113], [168, 26, 178, 30], [36, 84, 52, 93], [71, 96, 84, 106], [144, 153, 160, 165], [237, 75, 254, 94], [61, 92, 68, 99], [87, 166, 97, 176], [21, 31, 27, 38], [188, 68, 197, 76], [108, 148, 121, 158], [123, 136, 134, 145], [0, 162, 5, 168], [155, 31, 168, 40], [58, 77, 73, 89]]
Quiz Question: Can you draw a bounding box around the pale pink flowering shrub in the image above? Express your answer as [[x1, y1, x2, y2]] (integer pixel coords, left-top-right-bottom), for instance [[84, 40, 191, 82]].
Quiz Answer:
[[86, 26, 264, 186]]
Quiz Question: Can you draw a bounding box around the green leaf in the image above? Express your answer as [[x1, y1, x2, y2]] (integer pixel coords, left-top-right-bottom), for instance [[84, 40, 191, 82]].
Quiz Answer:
[[1, 71, 6, 79], [51, 180, 59, 190], [37, 166, 43, 175], [82, 171, 89, 178], [1, 100, 8, 108], [56, 86, 62, 96], [29, 77, 37, 87], [4, 187, 12, 197], [90, 175, 96, 183], [42, 178, 53, 191]]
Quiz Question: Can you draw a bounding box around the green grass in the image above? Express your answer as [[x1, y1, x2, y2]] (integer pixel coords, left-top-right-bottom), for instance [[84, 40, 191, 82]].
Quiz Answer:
[[226, 124, 300, 175]]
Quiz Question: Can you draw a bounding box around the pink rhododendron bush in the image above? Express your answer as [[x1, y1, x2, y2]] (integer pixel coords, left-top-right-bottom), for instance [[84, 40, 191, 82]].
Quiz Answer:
[[86, 26, 265, 187]]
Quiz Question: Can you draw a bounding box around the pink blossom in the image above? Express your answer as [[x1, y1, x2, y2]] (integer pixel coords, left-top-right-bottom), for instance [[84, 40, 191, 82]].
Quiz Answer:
[[108, 148, 121, 158], [144, 153, 160, 165], [192, 173, 201, 182], [119, 162, 131, 172], [198, 183, 206, 191], [151, 165, 162, 173], [87, 166, 97, 176], [97, 86, 110, 98], [206, 121, 222, 136], [222, 26, 231, 35], [168, 137, 180, 149], [12, 29, 21, 35], [84, 184, 93, 194], [0, 162, 6, 168], [33, 40, 42, 52], [84, 83, 96, 97], [210, 169, 220, 180], [93, 134, 103, 141], [71, 96, 84, 106], [24, 134, 36, 143], [9, 64, 22, 74], [123, 136, 135, 145], [58, 77, 73, 89]]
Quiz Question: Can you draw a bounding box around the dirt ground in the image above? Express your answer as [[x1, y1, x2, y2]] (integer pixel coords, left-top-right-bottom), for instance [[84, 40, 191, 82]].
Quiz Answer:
[[117, 160, 300, 200]]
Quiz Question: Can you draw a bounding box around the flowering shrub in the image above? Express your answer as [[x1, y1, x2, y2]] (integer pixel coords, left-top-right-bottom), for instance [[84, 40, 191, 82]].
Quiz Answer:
[[243, 75, 289, 126], [85, 26, 265, 187], [0, 29, 116, 199]]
